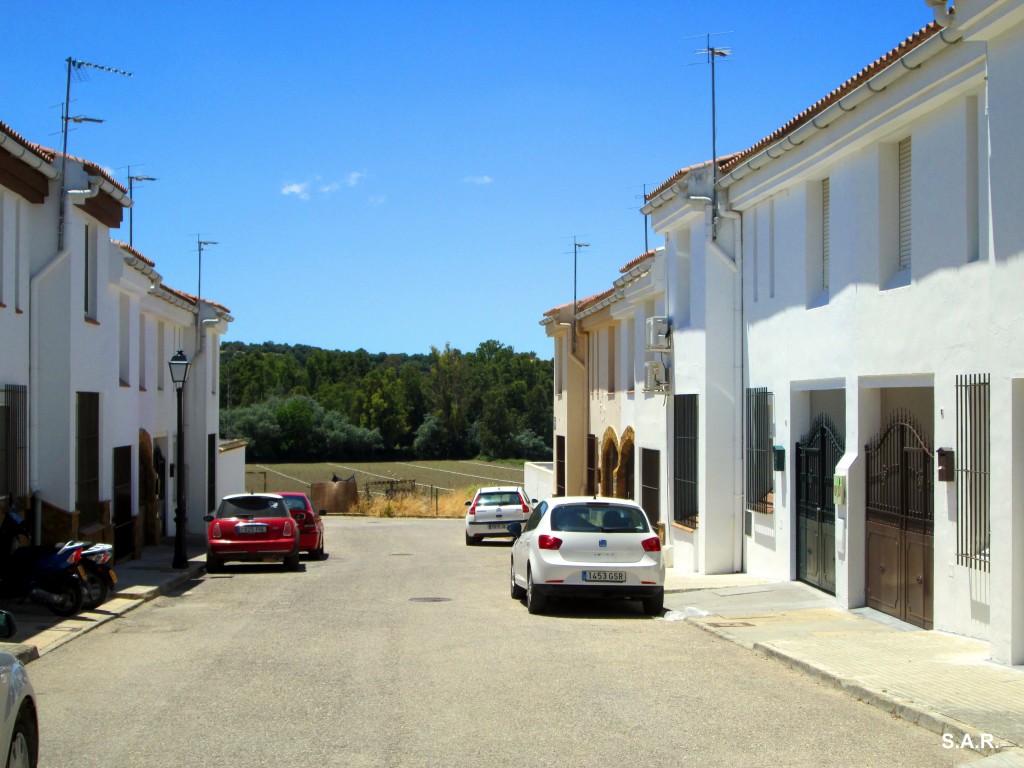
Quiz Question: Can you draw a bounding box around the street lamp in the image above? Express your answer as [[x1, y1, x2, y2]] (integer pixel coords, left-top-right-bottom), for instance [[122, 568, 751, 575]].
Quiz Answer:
[[127, 173, 156, 249], [168, 350, 191, 569], [572, 238, 590, 354]]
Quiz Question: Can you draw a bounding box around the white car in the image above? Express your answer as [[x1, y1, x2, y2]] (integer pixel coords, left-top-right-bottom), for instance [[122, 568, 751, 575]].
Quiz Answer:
[[0, 610, 38, 767], [464, 487, 533, 545], [509, 497, 665, 616]]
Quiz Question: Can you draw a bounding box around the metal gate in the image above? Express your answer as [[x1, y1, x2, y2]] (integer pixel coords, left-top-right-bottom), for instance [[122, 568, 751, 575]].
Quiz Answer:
[[795, 415, 844, 594], [864, 411, 934, 629]]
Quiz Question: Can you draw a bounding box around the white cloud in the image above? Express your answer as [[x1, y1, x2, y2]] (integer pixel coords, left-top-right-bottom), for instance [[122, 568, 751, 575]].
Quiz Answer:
[[346, 171, 366, 187], [320, 181, 342, 194], [463, 175, 493, 185], [367, 195, 386, 207], [281, 182, 310, 201]]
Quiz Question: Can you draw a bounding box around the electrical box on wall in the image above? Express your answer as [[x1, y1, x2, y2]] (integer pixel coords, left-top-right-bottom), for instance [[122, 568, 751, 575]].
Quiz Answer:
[[644, 361, 669, 393], [645, 316, 671, 351], [936, 448, 955, 482]]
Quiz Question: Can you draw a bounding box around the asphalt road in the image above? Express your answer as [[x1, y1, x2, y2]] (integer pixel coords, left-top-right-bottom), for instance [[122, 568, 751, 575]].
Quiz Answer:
[[29, 517, 978, 767]]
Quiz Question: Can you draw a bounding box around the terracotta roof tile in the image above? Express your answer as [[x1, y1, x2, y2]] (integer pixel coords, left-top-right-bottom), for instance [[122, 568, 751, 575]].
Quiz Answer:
[[112, 239, 155, 267], [0, 121, 56, 164], [34, 144, 128, 195], [619, 249, 657, 273]]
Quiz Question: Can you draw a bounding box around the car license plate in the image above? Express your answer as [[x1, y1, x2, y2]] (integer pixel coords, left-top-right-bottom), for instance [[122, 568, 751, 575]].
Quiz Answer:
[[488, 523, 510, 530], [237, 524, 268, 534], [583, 570, 626, 583]]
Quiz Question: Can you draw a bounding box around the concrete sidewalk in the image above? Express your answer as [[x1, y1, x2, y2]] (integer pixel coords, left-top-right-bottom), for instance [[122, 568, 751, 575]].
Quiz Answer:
[[0, 542, 205, 664], [663, 571, 1024, 762]]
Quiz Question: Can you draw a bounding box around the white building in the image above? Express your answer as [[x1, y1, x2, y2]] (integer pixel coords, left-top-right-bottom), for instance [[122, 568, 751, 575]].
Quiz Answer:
[[549, 1, 1024, 665], [0, 120, 242, 559]]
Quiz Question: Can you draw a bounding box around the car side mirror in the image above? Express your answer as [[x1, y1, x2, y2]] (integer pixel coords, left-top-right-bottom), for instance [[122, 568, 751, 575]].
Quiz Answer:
[[464, 500, 472, 507], [0, 609, 17, 640], [203, 515, 214, 523], [507, 522, 522, 538], [318, 510, 326, 516]]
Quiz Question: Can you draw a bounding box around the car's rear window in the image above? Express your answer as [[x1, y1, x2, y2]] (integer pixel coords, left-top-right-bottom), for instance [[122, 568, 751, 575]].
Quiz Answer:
[[280, 496, 309, 512], [216, 496, 290, 519], [477, 492, 523, 506], [549, 504, 650, 533]]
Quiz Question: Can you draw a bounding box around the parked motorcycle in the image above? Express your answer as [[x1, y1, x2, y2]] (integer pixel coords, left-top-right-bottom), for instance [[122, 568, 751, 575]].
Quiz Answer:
[[0, 512, 85, 617], [75, 542, 117, 610]]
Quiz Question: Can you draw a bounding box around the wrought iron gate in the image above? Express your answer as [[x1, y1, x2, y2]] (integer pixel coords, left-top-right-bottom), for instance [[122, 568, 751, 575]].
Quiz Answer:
[[795, 415, 844, 594], [864, 411, 934, 629]]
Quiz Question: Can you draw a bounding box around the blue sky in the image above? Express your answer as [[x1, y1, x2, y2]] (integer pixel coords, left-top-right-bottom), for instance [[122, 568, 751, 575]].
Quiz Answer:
[[3, 2, 937, 357]]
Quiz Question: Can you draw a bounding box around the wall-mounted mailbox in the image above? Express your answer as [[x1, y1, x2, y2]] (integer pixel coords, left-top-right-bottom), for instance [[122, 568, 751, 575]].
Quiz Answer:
[[773, 445, 786, 472], [833, 474, 847, 506], [936, 447, 955, 482]]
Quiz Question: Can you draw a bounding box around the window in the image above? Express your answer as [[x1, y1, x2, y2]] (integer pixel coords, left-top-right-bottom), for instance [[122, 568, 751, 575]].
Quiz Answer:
[[555, 436, 565, 496], [898, 137, 912, 272], [139, 315, 147, 391], [84, 224, 98, 320], [673, 395, 699, 528], [157, 320, 166, 391], [626, 318, 636, 392], [76, 392, 101, 529], [119, 294, 130, 386], [207, 433, 217, 515], [956, 374, 989, 571], [746, 388, 774, 514], [607, 327, 615, 394], [822, 177, 831, 292], [0, 385, 27, 505], [586, 434, 598, 496], [640, 448, 660, 527]]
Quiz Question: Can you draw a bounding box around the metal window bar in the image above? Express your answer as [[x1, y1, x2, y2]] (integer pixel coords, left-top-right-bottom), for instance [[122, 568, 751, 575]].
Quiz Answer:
[[76, 392, 101, 528], [0, 385, 28, 505], [673, 395, 699, 528], [555, 435, 566, 497], [898, 137, 912, 271], [586, 435, 597, 497], [956, 374, 990, 571], [746, 388, 774, 514]]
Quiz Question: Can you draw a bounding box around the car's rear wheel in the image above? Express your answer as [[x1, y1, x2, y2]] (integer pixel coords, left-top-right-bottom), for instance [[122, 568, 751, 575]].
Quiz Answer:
[[311, 538, 326, 560], [510, 559, 526, 600], [465, 532, 476, 546], [526, 568, 546, 615], [205, 553, 223, 573], [284, 550, 301, 571], [642, 590, 665, 616]]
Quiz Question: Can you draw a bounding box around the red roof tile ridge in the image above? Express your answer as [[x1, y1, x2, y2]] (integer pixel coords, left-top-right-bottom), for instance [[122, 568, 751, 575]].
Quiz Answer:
[[619, 249, 657, 274], [34, 144, 128, 195], [112, 239, 155, 266], [0, 122, 56, 164], [646, 154, 741, 202]]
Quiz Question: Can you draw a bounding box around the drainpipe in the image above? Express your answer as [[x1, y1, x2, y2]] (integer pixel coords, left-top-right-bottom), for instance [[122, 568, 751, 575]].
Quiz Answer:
[[924, 0, 955, 28], [28, 178, 100, 543]]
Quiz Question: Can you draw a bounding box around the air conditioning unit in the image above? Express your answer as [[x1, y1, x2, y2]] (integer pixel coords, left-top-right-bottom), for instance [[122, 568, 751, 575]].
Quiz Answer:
[[646, 316, 671, 351], [644, 361, 669, 393]]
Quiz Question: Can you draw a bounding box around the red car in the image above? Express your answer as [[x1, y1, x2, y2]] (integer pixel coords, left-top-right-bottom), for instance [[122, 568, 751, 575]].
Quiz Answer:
[[276, 492, 326, 560], [204, 493, 301, 572]]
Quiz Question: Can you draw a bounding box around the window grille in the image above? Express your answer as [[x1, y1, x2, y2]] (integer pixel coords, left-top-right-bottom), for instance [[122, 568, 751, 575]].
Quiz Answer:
[[956, 374, 990, 571], [555, 435, 566, 496], [76, 392, 101, 528], [673, 395, 699, 528], [586, 435, 597, 496], [746, 388, 774, 514], [0, 385, 28, 505], [640, 448, 660, 526]]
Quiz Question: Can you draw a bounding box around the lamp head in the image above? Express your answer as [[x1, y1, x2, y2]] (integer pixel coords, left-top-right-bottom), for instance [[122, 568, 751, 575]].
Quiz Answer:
[[168, 350, 191, 387]]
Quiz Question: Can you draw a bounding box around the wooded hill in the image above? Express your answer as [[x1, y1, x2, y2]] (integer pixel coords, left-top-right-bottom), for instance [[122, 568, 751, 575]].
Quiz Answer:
[[219, 340, 553, 462]]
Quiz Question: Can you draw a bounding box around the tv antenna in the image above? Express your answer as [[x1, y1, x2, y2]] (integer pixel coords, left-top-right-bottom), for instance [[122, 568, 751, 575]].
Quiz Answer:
[[687, 32, 733, 240], [57, 57, 133, 250]]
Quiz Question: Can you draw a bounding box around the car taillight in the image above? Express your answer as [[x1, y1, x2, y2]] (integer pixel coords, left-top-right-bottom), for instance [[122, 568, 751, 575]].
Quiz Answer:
[[211, 522, 222, 539], [68, 549, 81, 565], [641, 537, 662, 552], [468, 503, 477, 516], [538, 535, 562, 550], [283, 520, 294, 537], [521, 500, 530, 516]]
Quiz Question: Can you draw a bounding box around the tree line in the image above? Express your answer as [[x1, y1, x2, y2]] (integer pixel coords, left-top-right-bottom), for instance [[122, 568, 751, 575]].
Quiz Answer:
[[219, 340, 553, 463]]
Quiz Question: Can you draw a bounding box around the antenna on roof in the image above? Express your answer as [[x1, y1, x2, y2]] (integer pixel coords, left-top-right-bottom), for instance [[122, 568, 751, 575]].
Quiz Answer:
[[57, 57, 133, 251], [689, 32, 734, 241]]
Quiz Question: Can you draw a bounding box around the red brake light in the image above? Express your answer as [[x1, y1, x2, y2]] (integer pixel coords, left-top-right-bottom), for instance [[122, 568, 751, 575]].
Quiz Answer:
[[468, 503, 477, 516], [69, 549, 81, 565], [641, 537, 662, 552], [283, 520, 294, 537], [538, 535, 562, 550], [211, 522, 222, 538]]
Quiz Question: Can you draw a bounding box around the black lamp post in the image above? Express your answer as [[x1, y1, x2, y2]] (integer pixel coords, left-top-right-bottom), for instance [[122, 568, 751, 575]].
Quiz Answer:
[[169, 350, 191, 569]]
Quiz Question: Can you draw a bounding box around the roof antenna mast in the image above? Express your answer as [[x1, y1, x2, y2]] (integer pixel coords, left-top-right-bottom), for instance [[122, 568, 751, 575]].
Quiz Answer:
[[692, 32, 733, 240], [57, 57, 132, 250]]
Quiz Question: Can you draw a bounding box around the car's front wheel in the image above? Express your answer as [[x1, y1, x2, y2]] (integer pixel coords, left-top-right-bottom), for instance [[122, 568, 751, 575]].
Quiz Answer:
[[510, 559, 526, 600], [526, 568, 546, 615], [7, 702, 38, 768]]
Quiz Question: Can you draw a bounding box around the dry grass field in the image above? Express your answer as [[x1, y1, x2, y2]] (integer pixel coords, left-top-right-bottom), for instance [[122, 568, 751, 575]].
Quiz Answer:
[[244, 459, 528, 518]]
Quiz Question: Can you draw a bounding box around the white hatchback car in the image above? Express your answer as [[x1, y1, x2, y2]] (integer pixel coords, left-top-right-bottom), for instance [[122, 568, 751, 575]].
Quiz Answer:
[[509, 497, 665, 615], [0, 610, 38, 767], [464, 487, 533, 545]]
